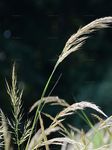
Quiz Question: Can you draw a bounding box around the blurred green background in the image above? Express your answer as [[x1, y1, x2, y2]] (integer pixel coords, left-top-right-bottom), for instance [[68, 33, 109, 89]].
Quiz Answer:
[[0, 0, 112, 125]]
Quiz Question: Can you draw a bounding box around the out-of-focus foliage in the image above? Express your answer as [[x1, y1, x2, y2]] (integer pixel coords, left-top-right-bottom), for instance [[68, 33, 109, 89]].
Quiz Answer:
[[0, 0, 112, 119]]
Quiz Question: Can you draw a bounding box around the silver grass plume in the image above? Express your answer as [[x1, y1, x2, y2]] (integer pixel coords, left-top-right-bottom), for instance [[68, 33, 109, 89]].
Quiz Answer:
[[55, 17, 112, 68]]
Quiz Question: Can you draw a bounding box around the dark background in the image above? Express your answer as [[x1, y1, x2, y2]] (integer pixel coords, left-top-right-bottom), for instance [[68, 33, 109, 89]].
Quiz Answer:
[[0, 0, 112, 126]]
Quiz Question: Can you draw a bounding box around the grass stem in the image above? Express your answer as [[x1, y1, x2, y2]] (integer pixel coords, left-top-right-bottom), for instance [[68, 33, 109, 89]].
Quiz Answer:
[[26, 65, 57, 150]]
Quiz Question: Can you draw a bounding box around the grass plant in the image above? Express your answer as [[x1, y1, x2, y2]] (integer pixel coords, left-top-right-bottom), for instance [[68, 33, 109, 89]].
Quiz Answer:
[[0, 17, 112, 150]]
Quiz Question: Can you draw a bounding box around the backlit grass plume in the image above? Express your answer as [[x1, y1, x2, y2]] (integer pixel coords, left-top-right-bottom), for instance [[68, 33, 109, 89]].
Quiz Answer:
[[6, 63, 23, 149], [5, 64, 31, 150], [55, 17, 112, 67], [0, 110, 12, 150]]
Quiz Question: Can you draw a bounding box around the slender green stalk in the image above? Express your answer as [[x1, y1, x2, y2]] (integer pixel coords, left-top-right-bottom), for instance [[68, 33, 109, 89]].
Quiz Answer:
[[81, 110, 94, 129], [81, 110, 103, 143], [25, 65, 57, 150], [15, 116, 20, 150]]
